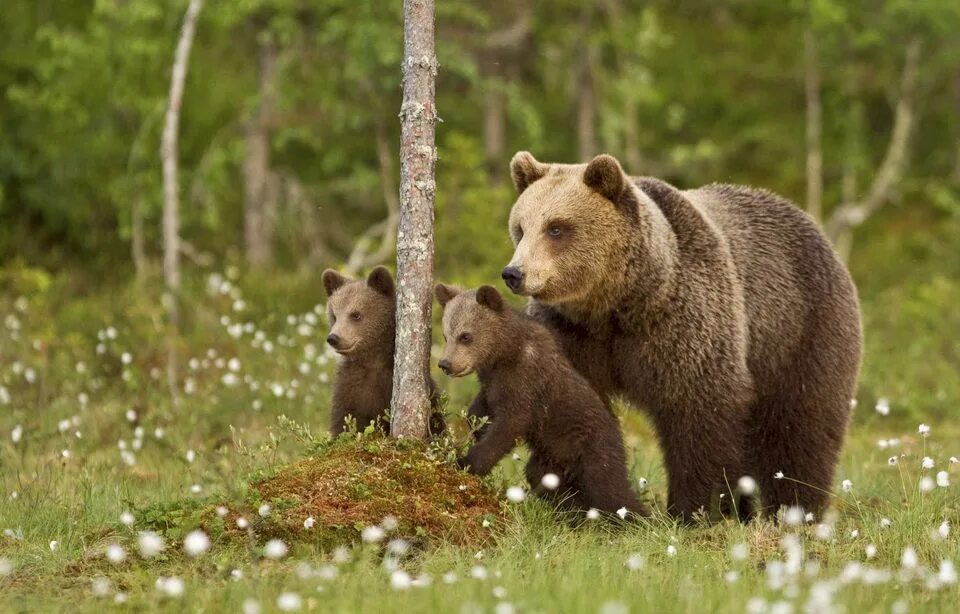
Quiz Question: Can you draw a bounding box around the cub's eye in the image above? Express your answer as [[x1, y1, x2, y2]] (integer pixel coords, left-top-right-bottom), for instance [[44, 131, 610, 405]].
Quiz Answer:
[[513, 226, 524, 241], [349, 311, 362, 322], [458, 332, 473, 344], [330, 315, 337, 324], [547, 225, 563, 238]]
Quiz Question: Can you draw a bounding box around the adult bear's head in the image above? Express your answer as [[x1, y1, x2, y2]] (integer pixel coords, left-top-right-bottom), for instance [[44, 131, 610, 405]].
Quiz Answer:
[[503, 151, 646, 308]]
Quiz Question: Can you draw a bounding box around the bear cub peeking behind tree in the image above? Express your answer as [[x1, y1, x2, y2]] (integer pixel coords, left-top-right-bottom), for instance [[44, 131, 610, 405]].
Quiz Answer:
[[322, 266, 445, 437], [435, 283, 645, 517]]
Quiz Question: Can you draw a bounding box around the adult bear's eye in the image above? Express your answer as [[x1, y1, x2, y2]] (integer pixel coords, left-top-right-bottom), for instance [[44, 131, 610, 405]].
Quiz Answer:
[[458, 332, 473, 344], [547, 225, 562, 238], [349, 311, 362, 322]]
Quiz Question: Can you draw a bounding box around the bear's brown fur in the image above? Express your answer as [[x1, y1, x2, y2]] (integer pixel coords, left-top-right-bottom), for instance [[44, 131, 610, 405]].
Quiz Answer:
[[504, 152, 862, 520], [322, 266, 445, 437], [435, 283, 646, 517]]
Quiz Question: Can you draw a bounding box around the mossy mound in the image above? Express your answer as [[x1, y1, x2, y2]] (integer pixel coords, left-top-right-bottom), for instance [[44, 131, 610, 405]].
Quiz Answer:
[[247, 436, 504, 546], [133, 436, 505, 552]]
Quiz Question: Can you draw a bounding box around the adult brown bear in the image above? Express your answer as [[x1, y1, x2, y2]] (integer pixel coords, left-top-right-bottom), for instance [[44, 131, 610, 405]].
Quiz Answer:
[[499, 151, 862, 520]]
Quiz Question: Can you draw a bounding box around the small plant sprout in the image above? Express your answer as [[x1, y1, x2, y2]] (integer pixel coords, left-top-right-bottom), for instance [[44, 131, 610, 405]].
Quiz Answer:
[[505, 486, 526, 503], [874, 398, 890, 415], [183, 530, 210, 557], [737, 476, 757, 495], [918, 423, 931, 437], [263, 539, 288, 559], [540, 473, 560, 490]]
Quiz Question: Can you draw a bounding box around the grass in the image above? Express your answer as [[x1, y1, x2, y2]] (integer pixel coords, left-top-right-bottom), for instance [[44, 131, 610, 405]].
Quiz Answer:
[[1, 268, 959, 612]]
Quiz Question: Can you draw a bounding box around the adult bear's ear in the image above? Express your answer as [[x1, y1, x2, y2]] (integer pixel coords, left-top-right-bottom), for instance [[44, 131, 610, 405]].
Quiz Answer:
[[434, 283, 460, 308], [366, 266, 394, 297], [475, 285, 504, 313], [510, 151, 548, 194], [583, 154, 626, 201], [322, 269, 349, 297]]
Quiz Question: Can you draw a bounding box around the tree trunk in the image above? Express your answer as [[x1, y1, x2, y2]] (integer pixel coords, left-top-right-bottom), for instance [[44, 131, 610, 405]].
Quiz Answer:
[[576, 8, 597, 160], [826, 39, 921, 257], [483, 80, 506, 181], [345, 123, 400, 275], [804, 20, 823, 223], [244, 37, 277, 267], [161, 0, 204, 404], [392, 0, 438, 439], [953, 68, 960, 182], [132, 194, 146, 282]]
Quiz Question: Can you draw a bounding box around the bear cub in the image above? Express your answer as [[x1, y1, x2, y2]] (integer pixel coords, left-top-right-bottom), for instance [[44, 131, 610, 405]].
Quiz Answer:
[[435, 283, 645, 516], [322, 266, 445, 437]]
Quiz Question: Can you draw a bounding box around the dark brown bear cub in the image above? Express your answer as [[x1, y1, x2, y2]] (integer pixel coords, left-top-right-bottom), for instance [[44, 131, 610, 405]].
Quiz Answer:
[[435, 283, 645, 517], [322, 266, 444, 437]]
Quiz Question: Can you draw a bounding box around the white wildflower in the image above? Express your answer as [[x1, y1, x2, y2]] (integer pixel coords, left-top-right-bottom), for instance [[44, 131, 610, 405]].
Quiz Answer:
[[105, 544, 126, 564], [920, 477, 935, 493], [258, 504, 271, 517], [183, 530, 210, 557], [304, 516, 315, 529], [138, 531, 164, 558], [936, 471, 949, 487], [390, 570, 412, 591], [540, 473, 560, 490], [922, 456, 935, 469], [918, 423, 930, 437], [626, 554, 644, 570], [737, 476, 757, 496], [120, 511, 134, 527], [505, 486, 526, 503], [841, 479, 853, 493], [263, 539, 288, 560], [276, 592, 302, 611], [361, 525, 385, 544], [666, 545, 677, 557], [774, 471, 784, 480], [874, 398, 890, 415]]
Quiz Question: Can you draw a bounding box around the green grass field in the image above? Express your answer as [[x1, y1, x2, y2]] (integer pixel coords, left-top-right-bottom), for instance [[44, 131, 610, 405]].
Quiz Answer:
[[1, 270, 958, 613]]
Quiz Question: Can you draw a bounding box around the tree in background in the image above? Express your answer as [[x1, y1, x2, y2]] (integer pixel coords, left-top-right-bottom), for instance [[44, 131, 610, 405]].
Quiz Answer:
[[392, 0, 438, 439], [161, 0, 204, 402]]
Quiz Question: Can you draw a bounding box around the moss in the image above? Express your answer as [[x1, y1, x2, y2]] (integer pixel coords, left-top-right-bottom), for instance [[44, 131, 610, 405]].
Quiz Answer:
[[134, 435, 505, 552]]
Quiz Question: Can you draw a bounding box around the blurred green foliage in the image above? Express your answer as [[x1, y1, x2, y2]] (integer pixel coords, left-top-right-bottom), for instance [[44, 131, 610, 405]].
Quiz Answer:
[[1, 0, 959, 421]]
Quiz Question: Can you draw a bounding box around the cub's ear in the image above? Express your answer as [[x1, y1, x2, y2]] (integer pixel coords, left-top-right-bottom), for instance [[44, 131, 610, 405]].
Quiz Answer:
[[322, 269, 349, 297], [583, 154, 626, 201], [434, 283, 460, 308], [366, 266, 394, 296], [475, 285, 504, 312], [510, 151, 548, 194]]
